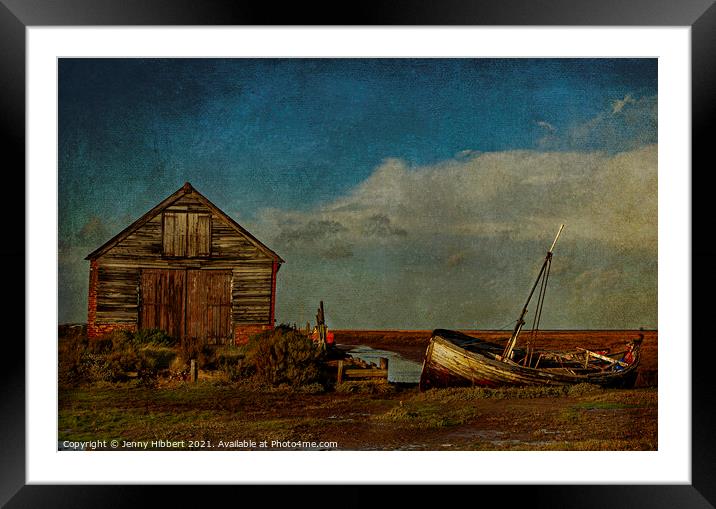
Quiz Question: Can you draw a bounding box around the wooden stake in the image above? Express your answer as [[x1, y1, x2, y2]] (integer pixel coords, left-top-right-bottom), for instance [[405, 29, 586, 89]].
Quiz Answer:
[[190, 359, 197, 383], [337, 360, 344, 384]]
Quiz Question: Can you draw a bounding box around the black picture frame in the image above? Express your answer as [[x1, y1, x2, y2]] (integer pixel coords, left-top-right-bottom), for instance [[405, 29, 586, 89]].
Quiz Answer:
[[2, 0, 713, 506]]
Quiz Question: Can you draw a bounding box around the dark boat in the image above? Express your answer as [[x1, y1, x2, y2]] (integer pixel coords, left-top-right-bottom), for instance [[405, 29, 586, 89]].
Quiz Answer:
[[419, 225, 643, 390]]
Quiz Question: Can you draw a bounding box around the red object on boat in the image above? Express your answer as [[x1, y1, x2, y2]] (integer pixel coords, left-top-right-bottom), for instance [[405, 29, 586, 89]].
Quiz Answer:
[[326, 331, 335, 345]]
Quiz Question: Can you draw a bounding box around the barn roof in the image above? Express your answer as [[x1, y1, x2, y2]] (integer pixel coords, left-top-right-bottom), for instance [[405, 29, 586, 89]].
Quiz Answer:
[[85, 182, 284, 262]]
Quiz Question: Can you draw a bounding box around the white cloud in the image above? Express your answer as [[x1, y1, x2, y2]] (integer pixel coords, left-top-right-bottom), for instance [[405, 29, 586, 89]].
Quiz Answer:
[[262, 146, 657, 328], [536, 120, 556, 133], [611, 94, 635, 114], [538, 94, 657, 152], [260, 145, 657, 251]]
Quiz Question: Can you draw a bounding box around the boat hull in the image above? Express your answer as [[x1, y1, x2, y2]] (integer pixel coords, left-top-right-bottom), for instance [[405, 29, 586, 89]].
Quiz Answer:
[[419, 329, 640, 390]]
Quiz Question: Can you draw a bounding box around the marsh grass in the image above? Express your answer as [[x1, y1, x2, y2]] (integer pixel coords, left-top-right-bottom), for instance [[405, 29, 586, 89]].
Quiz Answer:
[[335, 380, 395, 395], [469, 438, 657, 451], [58, 383, 338, 447], [58, 381, 657, 450], [416, 383, 602, 403], [376, 401, 478, 429]]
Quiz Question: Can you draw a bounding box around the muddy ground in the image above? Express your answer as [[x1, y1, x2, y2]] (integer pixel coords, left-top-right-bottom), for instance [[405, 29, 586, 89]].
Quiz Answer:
[[59, 381, 656, 451], [58, 329, 657, 451]]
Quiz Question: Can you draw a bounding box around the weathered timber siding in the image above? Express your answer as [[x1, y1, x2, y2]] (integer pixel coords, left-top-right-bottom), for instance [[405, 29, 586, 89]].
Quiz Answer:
[[96, 265, 139, 323], [232, 262, 273, 324], [87, 185, 281, 344], [186, 270, 233, 344], [139, 269, 186, 338], [211, 219, 262, 259], [99, 192, 272, 262], [87, 259, 139, 338], [104, 216, 163, 258]]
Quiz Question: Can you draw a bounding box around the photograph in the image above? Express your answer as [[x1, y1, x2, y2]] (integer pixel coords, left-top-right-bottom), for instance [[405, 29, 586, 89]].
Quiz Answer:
[[4, 8, 705, 503], [57, 57, 658, 452]]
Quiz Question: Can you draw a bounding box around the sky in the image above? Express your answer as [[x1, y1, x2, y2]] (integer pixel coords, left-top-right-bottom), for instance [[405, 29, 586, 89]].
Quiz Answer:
[[59, 58, 658, 329]]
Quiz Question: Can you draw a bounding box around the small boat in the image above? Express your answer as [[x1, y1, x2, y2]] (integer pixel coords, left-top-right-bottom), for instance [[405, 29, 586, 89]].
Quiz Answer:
[[419, 225, 643, 390]]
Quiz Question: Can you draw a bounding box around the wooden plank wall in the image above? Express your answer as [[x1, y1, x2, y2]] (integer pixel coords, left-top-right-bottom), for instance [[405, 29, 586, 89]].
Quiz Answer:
[[186, 270, 233, 343], [96, 265, 139, 323], [211, 219, 262, 259], [232, 262, 273, 324], [139, 269, 186, 338], [100, 193, 267, 263], [94, 191, 276, 327]]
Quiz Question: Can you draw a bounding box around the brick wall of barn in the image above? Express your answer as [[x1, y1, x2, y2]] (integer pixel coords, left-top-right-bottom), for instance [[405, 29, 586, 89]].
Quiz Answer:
[[234, 324, 274, 344]]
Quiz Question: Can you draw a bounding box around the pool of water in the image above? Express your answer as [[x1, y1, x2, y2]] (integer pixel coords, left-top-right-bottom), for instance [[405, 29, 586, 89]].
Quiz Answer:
[[339, 344, 423, 383]]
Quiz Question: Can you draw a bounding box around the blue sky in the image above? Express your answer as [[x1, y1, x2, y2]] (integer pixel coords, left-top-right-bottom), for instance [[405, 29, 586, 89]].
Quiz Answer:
[[59, 58, 657, 329]]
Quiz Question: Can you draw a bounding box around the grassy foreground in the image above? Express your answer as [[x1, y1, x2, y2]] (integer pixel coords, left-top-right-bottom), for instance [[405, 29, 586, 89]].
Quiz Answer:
[[59, 380, 657, 451]]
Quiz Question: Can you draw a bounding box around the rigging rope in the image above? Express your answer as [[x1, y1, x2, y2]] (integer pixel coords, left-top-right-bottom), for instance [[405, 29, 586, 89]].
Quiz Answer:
[[530, 255, 552, 342], [497, 319, 519, 331], [535, 257, 552, 331]]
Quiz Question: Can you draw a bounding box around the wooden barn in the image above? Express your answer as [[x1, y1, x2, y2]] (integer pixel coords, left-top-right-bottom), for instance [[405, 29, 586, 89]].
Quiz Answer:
[[85, 182, 283, 345]]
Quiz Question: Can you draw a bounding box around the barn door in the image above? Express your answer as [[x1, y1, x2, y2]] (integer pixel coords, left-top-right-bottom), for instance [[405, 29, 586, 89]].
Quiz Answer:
[[139, 269, 186, 340], [139, 268, 232, 344], [186, 270, 233, 344]]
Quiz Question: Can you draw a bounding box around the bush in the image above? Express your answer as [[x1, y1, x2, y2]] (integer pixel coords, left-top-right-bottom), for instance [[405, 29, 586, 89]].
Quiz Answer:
[[132, 328, 176, 347], [59, 329, 172, 385], [178, 339, 215, 369], [215, 345, 245, 382], [135, 352, 160, 387], [242, 326, 325, 386], [58, 335, 87, 387], [87, 337, 113, 354], [75, 351, 128, 383], [140, 345, 176, 370]]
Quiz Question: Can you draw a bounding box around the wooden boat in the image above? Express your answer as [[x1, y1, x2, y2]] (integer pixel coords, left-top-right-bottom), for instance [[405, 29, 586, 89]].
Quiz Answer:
[[419, 225, 643, 390]]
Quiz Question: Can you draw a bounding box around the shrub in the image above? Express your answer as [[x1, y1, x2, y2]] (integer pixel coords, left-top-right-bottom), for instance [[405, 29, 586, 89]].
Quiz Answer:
[[58, 334, 87, 386], [136, 352, 160, 387], [215, 345, 245, 382], [75, 351, 126, 383], [59, 328, 174, 386], [132, 328, 176, 347], [178, 339, 214, 369], [242, 326, 325, 386], [139, 345, 176, 370], [102, 347, 138, 382], [87, 336, 113, 354]]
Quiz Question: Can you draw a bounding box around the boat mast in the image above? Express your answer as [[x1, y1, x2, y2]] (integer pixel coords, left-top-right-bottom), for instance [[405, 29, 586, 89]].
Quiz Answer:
[[501, 224, 564, 361]]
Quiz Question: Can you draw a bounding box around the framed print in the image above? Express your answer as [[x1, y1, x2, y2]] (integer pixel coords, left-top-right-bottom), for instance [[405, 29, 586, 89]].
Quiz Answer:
[[3, 0, 713, 506]]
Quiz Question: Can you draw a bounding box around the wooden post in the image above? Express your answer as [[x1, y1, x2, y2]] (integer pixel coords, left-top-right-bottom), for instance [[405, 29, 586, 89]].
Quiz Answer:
[[337, 360, 344, 384], [379, 357, 389, 370], [190, 359, 197, 383]]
